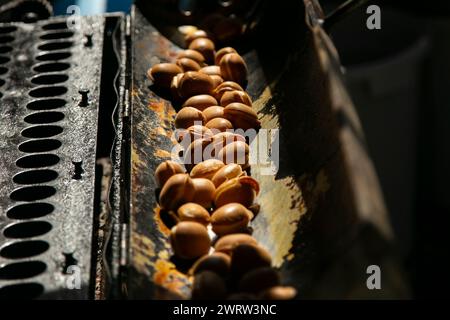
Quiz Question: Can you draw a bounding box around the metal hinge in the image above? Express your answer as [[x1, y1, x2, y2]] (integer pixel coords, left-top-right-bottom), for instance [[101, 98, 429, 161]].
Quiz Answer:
[[125, 14, 131, 38], [123, 89, 130, 118], [119, 223, 129, 267]]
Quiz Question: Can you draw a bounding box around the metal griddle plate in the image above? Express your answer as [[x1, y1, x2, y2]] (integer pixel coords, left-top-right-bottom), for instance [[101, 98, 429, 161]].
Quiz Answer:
[[0, 16, 106, 299], [128, 0, 409, 299]]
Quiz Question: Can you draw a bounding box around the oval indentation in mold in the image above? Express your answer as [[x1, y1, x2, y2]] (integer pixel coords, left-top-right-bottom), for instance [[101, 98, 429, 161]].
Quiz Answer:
[[18, 139, 61, 153], [0, 26, 18, 34], [3, 221, 52, 239], [0, 35, 14, 44], [0, 261, 47, 280], [42, 21, 69, 31], [31, 74, 68, 85], [29, 86, 67, 98], [33, 62, 70, 73], [38, 41, 73, 51], [0, 240, 49, 259], [24, 111, 65, 124], [0, 56, 10, 64], [7, 203, 54, 220], [40, 31, 74, 40], [27, 98, 66, 111], [0, 46, 12, 54], [0, 283, 44, 299], [0, 66, 8, 75], [13, 169, 58, 184], [10, 185, 56, 201], [21, 125, 63, 138], [36, 51, 71, 62], [16, 154, 60, 168]]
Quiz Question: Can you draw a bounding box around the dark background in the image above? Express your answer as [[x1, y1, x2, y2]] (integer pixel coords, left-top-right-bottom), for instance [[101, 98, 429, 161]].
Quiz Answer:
[[322, 0, 450, 298]]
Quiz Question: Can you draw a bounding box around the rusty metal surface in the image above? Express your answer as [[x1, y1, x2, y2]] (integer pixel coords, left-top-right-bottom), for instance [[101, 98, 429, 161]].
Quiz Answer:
[[128, 6, 185, 299], [127, 0, 408, 299], [0, 16, 105, 299]]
